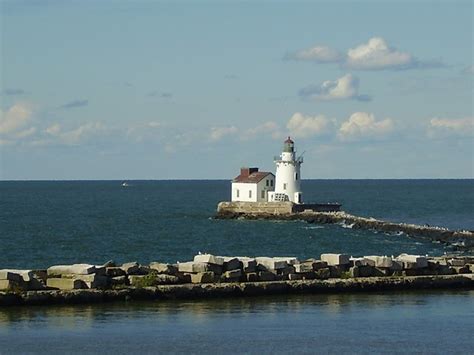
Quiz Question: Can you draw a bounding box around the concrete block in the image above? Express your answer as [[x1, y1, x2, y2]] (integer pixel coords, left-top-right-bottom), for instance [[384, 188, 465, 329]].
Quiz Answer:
[[74, 274, 108, 289], [452, 266, 470, 274], [396, 254, 428, 269], [390, 260, 403, 271], [288, 273, 303, 280], [1, 269, 35, 282], [191, 272, 215, 284], [277, 265, 296, 276], [313, 261, 328, 269], [46, 278, 85, 290], [224, 269, 242, 279], [245, 273, 259, 282], [358, 266, 374, 277], [350, 258, 369, 267], [258, 271, 277, 282], [27, 278, 47, 291], [349, 266, 359, 278], [314, 268, 330, 279], [194, 254, 224, 266], [237, 257, 257, 273], [120, 262, 140, 275], [110, 276, 129, 287], [373, 268, 391, 277], [47, 264, 96, 277], [222, 257, 242, 272], [294, 263, 314, 273], [448, 259, 466, 267], [365, 256, 393, 268], [0, 270, 23, 282], [329, 266, 343, 278], [273, 257, 298, 265], [178, 262, 222, 274], [0, 279, 26, 290], [149, 262, 178, 275], [256, 257, 288, 270], [321, 254, 350, 266], [106, 267, 126, 277]]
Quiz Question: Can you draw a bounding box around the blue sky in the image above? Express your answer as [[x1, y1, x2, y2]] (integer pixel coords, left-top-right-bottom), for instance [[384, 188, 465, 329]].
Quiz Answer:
[[1, 0, 472, 179]]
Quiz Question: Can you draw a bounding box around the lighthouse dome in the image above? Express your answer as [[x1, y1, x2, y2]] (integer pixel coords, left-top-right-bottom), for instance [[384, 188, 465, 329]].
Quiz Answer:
[[283, 136, 294, 153]]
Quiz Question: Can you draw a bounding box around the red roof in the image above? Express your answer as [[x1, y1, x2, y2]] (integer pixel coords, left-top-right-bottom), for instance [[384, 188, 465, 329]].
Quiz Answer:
[[233, 171, 274, 184], [284, 136, 294, 144]]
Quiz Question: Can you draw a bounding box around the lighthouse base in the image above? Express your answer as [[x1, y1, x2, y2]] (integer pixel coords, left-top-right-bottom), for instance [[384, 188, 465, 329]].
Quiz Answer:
[[217, 201, 341, 216]]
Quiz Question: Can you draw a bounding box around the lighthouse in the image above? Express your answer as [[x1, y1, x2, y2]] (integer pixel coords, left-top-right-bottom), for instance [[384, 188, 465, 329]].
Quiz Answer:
[[268, 137, 303, 204]]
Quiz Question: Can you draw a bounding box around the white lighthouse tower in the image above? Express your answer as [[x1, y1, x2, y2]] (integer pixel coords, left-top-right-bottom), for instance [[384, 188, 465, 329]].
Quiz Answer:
[[268, 137, 303, 204]]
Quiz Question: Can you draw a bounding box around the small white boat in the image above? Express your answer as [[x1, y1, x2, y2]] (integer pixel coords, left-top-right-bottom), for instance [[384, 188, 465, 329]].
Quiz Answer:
[[121, 182, 130, 187]]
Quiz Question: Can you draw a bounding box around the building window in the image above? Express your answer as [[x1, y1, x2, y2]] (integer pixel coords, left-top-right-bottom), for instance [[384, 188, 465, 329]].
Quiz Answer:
[[261, 190, 265, 198], [249, 190, 252, 198], [236, 189, 239, 197], [283, 183, 287, 190], [266, 179, 269, 186], [270, 180, 273, 187], [295, 173, 298, 180]]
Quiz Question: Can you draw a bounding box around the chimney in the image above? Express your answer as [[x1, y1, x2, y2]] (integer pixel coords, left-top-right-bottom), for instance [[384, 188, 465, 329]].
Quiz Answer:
[[240, 167, 259, 177]]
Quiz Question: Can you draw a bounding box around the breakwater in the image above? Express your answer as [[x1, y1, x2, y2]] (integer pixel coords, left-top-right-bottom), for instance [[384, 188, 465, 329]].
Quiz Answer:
[[216, 202, 474, 248], [1, 253, 473, 306]]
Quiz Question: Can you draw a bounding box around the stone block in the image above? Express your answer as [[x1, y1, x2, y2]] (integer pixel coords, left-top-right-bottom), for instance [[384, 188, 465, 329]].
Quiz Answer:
[[358, 265, 374, 277], [314, 268, 330, 279], [396, 254, 428, 269], [452, 266, 470, 274], [0, 279, 26, 290], [27, 278, 47, 291], [294, 263, 314, 273], [120, 262, 140, 275], [47, 264, 96, 277], [288, 273, 303, 280], [0, 270, 22, 282], [149, 262, 178, 275], [222, 257, 242, 272], [224, 269, 242, 279], [313, 261, 328, 269], [273, 257, 298, 265], [390, 260, 403, 271], [448, 259, 466, 267], [110, 276, 129, 287], [365, 256, 393, 268], [46, 278, 85, 290], [1, 269, 35, 282], [177, 262, 222, 274], [194, 254, 224, 266], [258, 271, 277, 282], [74, 274, 108, 288], [256, 257, 288, 270], [177, 273, 192, 283], [350, 258, 369, 267], [373, 268, 391, 277], [349, 266, 359, 278], [467, 264, 474, 273], [190, 272, 215, 284], [106, 267, 126, 277], [245, 273, 259, 282], [238, 257, 257, 273], [320, 254, 350, 266], [329, 266, 343, 278]]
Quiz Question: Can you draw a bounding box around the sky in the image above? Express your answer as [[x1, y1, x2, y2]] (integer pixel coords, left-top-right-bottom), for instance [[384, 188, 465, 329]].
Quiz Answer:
[[0, 0, 473, 180]]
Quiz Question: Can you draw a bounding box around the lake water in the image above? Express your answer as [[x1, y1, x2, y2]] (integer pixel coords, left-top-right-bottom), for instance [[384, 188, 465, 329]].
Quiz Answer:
[[0, 180, 473, 353]]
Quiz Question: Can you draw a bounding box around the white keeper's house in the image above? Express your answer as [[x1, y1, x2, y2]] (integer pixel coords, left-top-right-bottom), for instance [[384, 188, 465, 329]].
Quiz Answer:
[[231, 167, 275, 202]]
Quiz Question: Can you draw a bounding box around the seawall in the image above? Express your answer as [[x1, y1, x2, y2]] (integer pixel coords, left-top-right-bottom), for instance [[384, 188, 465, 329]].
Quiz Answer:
[[1, 253, 473, 307], [2, 274, 473, 306], [216, 202, 474, 249]]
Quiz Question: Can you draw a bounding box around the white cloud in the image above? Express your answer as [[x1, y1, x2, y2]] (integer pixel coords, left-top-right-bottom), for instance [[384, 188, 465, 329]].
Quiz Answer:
[[45, 122, 105, 145], [210, 126, 238, 141], [287, 45, 342, 63], [287, 112, 333, 138], [0, 103, 32, 135], [428, 117, 473, 137], [242, 121, 281, 140], [288, 37, 440, 71], [338, 112, 394, 141], [299, 74, 370, 101], [346, 37, 414, 70]]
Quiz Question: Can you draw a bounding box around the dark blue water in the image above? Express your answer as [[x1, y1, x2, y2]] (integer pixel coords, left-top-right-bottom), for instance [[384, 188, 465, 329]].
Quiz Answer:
[[0, 291, 473, 354], [0, 180, 473, 269], [1, 180, 473, 353]]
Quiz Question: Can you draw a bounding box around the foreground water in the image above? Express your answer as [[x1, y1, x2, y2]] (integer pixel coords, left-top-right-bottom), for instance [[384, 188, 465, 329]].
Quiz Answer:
[[1, 291, 473, 353], [0, 180, 473, 269]]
